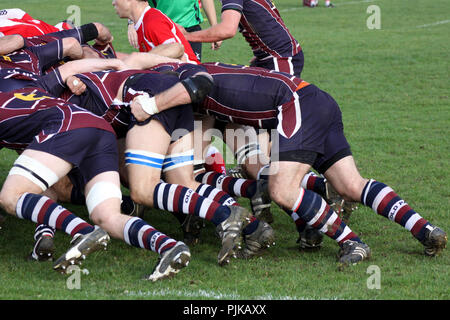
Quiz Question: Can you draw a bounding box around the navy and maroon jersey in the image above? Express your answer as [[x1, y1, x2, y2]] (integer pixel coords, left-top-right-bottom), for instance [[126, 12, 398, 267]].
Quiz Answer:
[[64, 69, 194, 138], [221, 0, 301, 60], [152, 61, 306, 137], [0, 28, 84, 75], [153, 61, 347, 161], [62, 69, 152, 138], [0, 87, 114, 150]]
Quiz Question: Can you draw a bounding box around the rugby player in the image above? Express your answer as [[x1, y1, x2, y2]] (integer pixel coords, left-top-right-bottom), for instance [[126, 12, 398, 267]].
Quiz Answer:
[[133, 61, 447, 266]]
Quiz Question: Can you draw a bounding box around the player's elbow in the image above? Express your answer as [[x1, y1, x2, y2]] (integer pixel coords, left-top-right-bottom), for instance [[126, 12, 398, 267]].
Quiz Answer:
[[219, 25, 237, 39]]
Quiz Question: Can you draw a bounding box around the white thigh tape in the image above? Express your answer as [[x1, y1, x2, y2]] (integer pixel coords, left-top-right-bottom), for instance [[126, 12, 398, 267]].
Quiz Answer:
[[162, 149, 194, 172], [8, 155, 59, 191], [85, 181, 122, 215]]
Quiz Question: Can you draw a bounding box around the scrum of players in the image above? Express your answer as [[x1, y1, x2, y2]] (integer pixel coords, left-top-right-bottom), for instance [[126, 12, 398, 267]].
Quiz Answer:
[[0, 2, 446, 282]]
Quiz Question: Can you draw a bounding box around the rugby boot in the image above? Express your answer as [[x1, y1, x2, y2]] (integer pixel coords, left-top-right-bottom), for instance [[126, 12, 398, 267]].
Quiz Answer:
[[420, 225, 447, 257], [121, 195, 145, 218], [28, 234, 55, 262], [216, 206, 252, 266], [236, 221, 275, 259], [181, 214, 205, 246], [324, 180, 357, 224], [338, 240, 371, 269], [297, 225, 324, 249], [250, 179, 273, 224], [145, 241, 191, 281], [53, 227, 110, 274], [228, 165, 248, 179]]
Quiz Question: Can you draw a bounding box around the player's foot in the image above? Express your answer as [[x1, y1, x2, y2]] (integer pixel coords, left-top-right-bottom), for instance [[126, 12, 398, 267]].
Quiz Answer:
[[228, 165, 248, 179], [145, 241, 191, 281], [53, 227, 110, 273], [121, 195, 145, 218], [181, 215, 205, 246], [326, 2, 335, 8], [420, 225, 447, 256], [338, 240, 371, 269], [324, 180, 357, 223], [297, 225, 324, 249], [237, 221, 275, 259], [28, 234, 55, 262], [250, 179, 273, 224], [216, 206, 252, 266]]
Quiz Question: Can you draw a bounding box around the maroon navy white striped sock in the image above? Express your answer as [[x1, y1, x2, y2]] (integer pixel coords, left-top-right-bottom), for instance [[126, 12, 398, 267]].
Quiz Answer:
[[195, 184, 237, 206], [195, 172, 257, 198], [123, 217, 176, 255], [153, 182, 231, 226], [16, 193, 94, 237], [361, 179, 431, 241], [291, 188, 362, 244]]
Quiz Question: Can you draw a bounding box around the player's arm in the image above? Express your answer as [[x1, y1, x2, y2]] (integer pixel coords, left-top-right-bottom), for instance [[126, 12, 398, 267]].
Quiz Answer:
[[0, 34, 25, 54], [201, 0, 219, 27], [150, 42, 185, 60], [121, 52, 182, 70], [92, 22, 114, 45], [130, 72, 214, 122], [183, 9, 241, 43], [200, 0, 223, 50], [58, 58, 127, 94]]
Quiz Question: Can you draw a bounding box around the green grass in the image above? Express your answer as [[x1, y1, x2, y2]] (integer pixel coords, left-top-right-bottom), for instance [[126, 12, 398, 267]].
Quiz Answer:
[[0, 0, 449, 300]]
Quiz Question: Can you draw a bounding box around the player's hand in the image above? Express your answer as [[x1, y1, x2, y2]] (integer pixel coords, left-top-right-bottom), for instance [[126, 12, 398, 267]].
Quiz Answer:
[[128, 24, 139, 49], [130, 97, 150, 122], [66, 76, 86, 95], [94, 22, 114, 46], [177, 24, 187, 35], [211, 40, 222, 50]]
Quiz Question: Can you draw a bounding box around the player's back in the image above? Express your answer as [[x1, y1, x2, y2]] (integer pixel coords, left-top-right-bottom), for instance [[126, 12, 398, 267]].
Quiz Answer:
[[222, 0, 300, 59], [0, 87, 112, 149]]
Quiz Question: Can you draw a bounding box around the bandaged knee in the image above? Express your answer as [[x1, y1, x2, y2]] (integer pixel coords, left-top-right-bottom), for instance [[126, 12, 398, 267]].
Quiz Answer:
[[85, 181, 121, 215], [8, 155, 59, 191]]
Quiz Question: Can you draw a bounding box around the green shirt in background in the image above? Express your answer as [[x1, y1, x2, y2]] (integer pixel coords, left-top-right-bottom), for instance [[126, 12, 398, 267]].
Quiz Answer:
[[148, 0, 204, 28]]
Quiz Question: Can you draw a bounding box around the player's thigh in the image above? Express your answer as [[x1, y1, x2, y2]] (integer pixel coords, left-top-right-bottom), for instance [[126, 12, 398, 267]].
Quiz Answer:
[[323, 155, 368, 201], [0, 149, 72, 214], [125, 120, 171, 201], [268, 160, 311, 209], [163, 132, 197, 189]]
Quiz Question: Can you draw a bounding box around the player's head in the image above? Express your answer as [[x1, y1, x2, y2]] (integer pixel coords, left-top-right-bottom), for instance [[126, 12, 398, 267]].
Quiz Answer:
[[112, 0, 147, 19]]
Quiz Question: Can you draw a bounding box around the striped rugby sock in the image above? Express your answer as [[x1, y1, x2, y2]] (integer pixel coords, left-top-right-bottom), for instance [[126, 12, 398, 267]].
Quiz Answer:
[[124, 217, 176, 255], [300, 171, 326, 198], [34, 224, 55, 240], [195, 183, 258, 235], [16, 193, 94, 237], [154, 182, 231, 226], [195, 172, 257, 198], [195, 184, 237, 206], [361, 179, 430, 241], [291, 188, 362, 244]]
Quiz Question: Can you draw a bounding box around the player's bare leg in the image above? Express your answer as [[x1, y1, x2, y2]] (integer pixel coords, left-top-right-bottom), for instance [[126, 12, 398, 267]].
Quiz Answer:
[[268, 160, 371, 268], [324, 156, 447, 256]]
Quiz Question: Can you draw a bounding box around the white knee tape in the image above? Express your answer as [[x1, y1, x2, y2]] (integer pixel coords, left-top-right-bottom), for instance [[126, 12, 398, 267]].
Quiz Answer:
[[85, 182, 122, 215], [8, 155, 59, 191]]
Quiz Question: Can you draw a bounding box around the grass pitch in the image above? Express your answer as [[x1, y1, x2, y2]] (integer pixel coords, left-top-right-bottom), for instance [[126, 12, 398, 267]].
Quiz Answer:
[[0, 0, 448, 300]]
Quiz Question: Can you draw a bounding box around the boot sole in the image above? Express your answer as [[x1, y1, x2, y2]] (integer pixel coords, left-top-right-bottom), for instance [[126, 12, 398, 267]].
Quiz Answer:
[[53, 229, 110, 273]]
